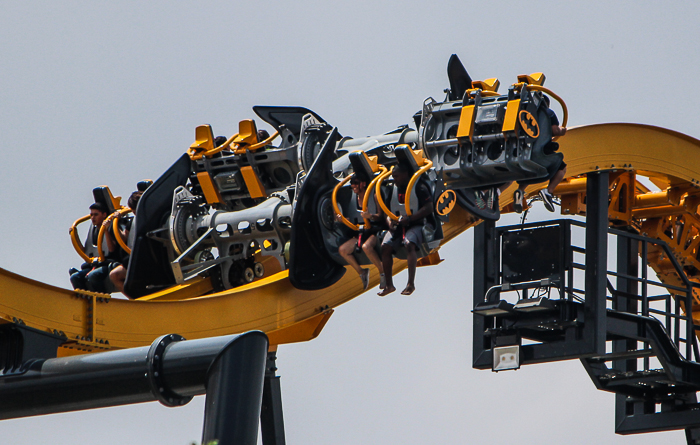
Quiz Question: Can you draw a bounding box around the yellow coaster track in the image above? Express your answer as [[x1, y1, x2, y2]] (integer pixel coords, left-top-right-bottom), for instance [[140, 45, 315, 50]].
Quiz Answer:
[[1, 123, 700, 356]]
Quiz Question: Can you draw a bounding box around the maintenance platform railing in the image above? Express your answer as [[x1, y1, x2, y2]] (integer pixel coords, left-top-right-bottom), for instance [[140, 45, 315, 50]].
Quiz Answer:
[[472, 171, 700, 443]]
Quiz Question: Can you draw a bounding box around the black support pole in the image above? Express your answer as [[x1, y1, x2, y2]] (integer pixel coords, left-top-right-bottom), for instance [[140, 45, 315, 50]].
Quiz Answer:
[[0, 331, 268, 421], [613, 231, 639, 431], [584, 171, 609, 355], [201, 332, 268, 445], [260, 349, 286, 445], [473, 219, 497, 367]]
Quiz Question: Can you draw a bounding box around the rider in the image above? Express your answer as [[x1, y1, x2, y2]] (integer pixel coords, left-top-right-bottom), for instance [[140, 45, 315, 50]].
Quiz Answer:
[[109, 191, 143, 296], [336, 171, 386, 290], [69, 202, 115, 292], [378, 162, 434, 297]]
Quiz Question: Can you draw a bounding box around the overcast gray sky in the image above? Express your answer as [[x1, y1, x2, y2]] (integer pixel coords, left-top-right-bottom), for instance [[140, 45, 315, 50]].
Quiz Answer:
[[1, 1, 699, 443]]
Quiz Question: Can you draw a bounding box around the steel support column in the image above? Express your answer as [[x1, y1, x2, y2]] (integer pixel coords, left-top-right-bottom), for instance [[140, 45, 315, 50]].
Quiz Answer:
[[260, 349, 286, 445], [584, 171, 609, 355], [201, 333, 268, 445], [613, 231, 641, 434], [473, 219, 497, 366]]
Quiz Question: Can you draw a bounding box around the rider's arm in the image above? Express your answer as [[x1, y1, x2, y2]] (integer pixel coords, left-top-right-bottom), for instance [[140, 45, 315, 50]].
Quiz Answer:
[[369, 194, 384, 221], [399, 183, 433, 226], [103, 222, 118, 253], [400, 200, 433, 226]]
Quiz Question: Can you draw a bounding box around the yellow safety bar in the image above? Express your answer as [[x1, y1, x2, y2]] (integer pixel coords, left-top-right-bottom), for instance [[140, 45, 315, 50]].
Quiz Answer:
[[188, 132, 238, 161], [189, 130, 280, 160], [466, 88, 500, 98], [405, 160, 434, 217], [234, 131, 280, 155], [361, 166, 388, 229], [524, 84, 568, 141], [112, 207, 133, 254], [96, 207, 133, 262], [69, 215, 95, 264], [375, 167, 398, 221], [332, 175, 361, 232], [375, 159, 434, 221]]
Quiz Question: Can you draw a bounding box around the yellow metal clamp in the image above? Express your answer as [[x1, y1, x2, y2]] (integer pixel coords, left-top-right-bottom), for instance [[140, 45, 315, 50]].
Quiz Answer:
[[69, 215, 95, 264]]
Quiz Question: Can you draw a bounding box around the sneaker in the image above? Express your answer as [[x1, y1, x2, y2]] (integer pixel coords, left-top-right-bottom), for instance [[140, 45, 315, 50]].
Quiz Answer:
[[474, 190, 487, 210], [513, 189, 524, 214], [379, 273, 386, 290], [539, 189, 555, 212], [486, 188, 495, 210], [360, 269, 369, 290]]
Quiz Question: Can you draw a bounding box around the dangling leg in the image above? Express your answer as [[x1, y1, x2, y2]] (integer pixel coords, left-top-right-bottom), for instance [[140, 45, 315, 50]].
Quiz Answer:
[[110, 265, 127, 294], [338, 237, 365, 275], [362, 235, 385, 288], [402, 241, 417, 295], [378, 233, 396, 296], [540, 164, 566, 212]]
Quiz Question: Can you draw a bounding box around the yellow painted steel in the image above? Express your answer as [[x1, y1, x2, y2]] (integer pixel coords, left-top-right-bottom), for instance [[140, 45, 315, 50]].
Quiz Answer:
[[196, 171, 223, 205], [456, 104, 476, 140], [4, 123, 700, 356], [502, 99, 521, 134], [240, 166, 267, 199]]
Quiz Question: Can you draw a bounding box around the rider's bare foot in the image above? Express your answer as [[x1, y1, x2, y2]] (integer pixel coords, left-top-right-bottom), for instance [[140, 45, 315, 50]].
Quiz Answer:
[[378, 286, 395, 297], [401, 284, 415, 295]]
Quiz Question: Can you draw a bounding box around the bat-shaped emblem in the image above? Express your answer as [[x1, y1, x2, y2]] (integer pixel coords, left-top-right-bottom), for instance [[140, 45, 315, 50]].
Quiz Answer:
[[518, 110, 540, 138], [436, 190, 457, 216]]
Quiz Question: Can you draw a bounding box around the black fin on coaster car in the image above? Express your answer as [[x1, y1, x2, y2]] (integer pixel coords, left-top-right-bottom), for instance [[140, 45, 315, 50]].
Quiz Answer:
[[288, 127, 347, 290], [447, 54, 473, 102], [455, 187, 500, 221], [124, 154, 191, 298], [252, 106, 331, 141]]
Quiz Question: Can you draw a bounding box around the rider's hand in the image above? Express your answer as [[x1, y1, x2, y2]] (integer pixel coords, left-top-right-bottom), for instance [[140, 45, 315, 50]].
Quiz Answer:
[[399, 216, 410, 226]]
